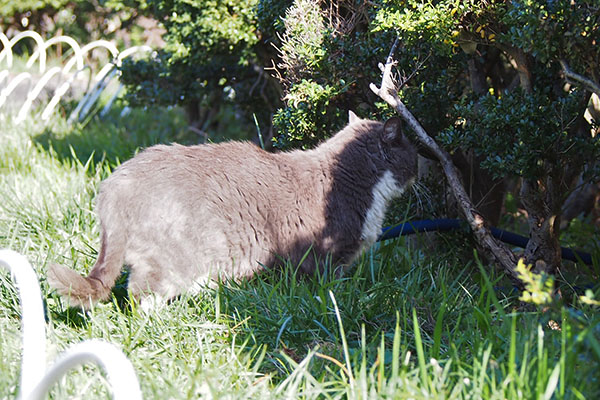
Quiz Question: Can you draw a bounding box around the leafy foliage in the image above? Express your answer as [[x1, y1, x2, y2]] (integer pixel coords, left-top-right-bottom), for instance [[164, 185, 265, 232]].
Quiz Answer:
[[500, 0, 600, 66], [276, 0, 327, 83], [439, 88, 597, 180], [271, 1, 391, 148], [273, 79, 342, 149], [120, 0, 394, 146], [0, 0, 149, 45], [515, 259, 555, 305], [374, 0, 600, 269], [119, 0, 279, 140], [376, 0, 600, 172]]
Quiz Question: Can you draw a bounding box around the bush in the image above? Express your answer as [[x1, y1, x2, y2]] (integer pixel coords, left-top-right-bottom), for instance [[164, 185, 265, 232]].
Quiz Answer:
[[375, 0, 600, 271], [0, 1, 149, 46], [120, 0, 600, 271], [119, 0, 282, 141]]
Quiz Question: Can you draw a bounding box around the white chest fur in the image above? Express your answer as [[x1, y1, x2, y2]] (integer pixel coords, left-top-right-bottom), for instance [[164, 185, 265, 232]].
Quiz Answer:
[[360, 170, 406, 247]]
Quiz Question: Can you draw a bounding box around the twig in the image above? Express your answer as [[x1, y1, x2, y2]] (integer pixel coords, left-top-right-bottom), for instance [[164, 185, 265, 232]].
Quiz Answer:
[[399, 52, 431, 90], [560, 59, 600, 97], [370, 38, 521, 283], [188, 125, 208, 142]]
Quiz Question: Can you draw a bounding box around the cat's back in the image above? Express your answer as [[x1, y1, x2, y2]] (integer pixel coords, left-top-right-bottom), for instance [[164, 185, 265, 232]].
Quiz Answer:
[[121, 141, 269, 171], [104, 141, 273, 186], [97, 141, 292, 212]]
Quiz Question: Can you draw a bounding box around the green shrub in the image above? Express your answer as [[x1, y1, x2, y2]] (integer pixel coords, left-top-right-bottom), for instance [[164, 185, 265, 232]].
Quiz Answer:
[[119, 0, 600, 271], [0, 0, 149, 46], [119, 0, 279, 141]]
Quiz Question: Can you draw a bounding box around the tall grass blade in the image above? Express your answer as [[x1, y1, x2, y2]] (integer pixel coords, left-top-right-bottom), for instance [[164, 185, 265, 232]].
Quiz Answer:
[[537, 324, 546, 399], [476, 260, 506, 319], [477, 344, 492, 394], [253, 113, 265, 150], [275, 315, 292, 349], [378, 332, 385, 392], [559, 308, 566, 397], [328, 291, 355, 385], [543, 363, 560, 400], [431, 301, 446, 360], [507, 312, 518, 397], [359, 325, 368, 399], [584, 327, 600, 361], [391, 312, 401, 380], [412, 308, 430, 389], [508, 313, 517, 376]]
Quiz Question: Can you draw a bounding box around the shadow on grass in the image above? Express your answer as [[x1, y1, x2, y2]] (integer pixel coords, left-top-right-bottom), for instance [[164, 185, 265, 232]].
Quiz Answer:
[[48, 270, 132, 328], [205, 253, 420, 355], [48, 302, 91, 329]]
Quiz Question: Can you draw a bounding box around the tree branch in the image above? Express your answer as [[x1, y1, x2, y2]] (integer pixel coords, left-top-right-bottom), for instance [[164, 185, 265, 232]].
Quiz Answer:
[[370, 38, 521, 283], [495, 44, 533, 93], [560, 59, 600, 97]]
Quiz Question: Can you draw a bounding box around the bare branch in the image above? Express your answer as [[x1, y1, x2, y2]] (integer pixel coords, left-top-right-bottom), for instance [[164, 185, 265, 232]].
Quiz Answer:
[[370, 39, 521, 283], [385, 36, 401, 68], [560, 59, 600, 97], [399, 52, 431, 91]]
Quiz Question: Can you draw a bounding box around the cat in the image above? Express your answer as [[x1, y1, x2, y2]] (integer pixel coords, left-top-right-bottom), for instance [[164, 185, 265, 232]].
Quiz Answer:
[[48, 111, 417, 307]]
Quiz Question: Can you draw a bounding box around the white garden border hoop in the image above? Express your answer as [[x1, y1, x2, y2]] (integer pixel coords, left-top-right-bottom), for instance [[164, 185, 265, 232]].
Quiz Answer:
[[0, 249, 142, 400], [0, 30, 152, 124]]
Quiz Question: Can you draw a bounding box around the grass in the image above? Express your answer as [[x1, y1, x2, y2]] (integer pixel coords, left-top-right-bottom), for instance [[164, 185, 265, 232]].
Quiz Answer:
[[1, 107, 599, 399]]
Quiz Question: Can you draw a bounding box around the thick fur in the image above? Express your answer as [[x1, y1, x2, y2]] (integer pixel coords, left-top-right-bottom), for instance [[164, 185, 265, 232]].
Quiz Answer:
[[48, 113, 417, 307]]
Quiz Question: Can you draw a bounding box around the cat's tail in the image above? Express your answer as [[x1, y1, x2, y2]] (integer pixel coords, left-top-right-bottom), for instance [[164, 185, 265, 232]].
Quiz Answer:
[[48, 231, 124, 308]]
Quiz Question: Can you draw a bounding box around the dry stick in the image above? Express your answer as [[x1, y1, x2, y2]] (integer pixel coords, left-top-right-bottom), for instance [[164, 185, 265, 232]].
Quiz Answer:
[[560, 59, 600, 97], [370, 38, 521, 283]]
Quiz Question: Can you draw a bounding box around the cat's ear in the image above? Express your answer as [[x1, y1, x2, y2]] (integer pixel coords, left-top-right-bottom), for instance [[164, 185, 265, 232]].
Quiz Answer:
[[348, 110, 359, 124], [382, 117, 403, 144]]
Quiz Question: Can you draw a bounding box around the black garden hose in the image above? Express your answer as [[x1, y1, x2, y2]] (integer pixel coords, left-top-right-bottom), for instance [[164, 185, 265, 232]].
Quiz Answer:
[[379, 219, 593, 265]]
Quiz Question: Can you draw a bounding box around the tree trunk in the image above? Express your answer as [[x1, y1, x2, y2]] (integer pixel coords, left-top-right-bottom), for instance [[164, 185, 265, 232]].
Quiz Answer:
[[452, 152, 506, 226], [520, 179, 562, 273]]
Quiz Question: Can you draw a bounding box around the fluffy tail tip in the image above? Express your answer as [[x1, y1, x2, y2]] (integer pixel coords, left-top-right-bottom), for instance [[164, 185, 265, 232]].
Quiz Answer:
[[47, 263, 109, 308]]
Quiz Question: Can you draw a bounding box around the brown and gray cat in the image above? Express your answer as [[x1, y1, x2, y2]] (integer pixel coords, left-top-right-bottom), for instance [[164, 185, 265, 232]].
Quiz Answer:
[[48, 112, 417, 307]]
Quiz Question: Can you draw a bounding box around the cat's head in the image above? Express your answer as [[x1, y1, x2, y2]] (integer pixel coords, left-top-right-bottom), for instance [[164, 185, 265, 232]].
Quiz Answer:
[[346, 111, 417, 188]]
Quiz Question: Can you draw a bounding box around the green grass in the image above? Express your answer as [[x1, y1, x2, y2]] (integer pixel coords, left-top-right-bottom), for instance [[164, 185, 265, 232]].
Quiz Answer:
[[1, 108, 599, 399]]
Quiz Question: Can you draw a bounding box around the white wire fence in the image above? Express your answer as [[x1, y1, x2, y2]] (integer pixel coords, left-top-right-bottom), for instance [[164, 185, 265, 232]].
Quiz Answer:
[[0, 30, 152, 124], [0, 249, 143, 400], [0, 30, 152, 398]]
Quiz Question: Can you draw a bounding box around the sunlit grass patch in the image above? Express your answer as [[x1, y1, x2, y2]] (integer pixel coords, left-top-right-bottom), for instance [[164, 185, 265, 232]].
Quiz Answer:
[[1, 109, 599, 398]]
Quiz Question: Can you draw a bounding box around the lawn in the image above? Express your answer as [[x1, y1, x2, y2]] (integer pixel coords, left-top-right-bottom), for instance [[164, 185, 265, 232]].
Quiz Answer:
[[1, 107, 599, 399]]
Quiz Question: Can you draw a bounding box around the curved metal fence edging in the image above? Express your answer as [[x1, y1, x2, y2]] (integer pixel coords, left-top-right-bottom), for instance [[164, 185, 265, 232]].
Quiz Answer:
[[0, 249, 142, 400], [0, 30, 153, 124], [0, 250, 46, 398], [0, 31, 46, 72], [27, 340, 143, 400]]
